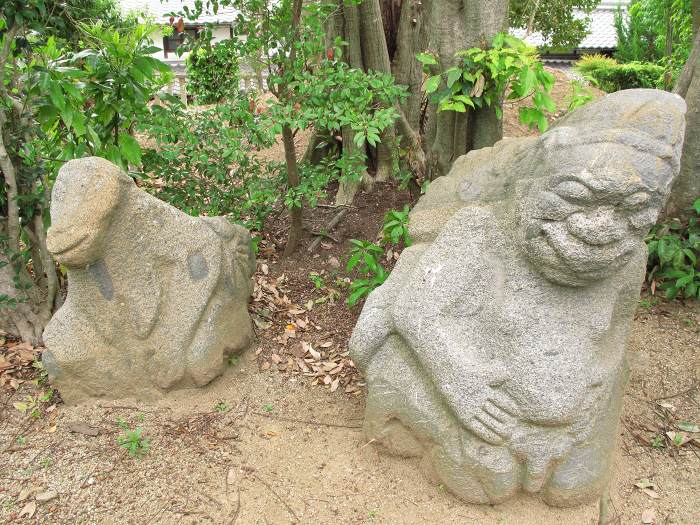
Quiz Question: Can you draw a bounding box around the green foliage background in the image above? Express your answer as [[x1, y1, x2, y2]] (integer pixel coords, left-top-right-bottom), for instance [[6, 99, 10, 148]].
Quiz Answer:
[[186, 39, 240, 103]]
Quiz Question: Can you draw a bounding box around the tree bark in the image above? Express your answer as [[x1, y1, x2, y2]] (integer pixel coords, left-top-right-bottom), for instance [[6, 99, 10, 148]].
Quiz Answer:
[[359, 0, 397, 182], [282, 125, 304, 255], [668, 30, 700, 218], [334, 0, 373, 205], [423, 0, 508, 177]]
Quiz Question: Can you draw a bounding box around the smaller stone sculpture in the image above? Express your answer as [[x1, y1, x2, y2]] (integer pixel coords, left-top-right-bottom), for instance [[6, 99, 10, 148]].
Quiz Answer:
[[349, 89, 686, 507], [43, 157, 255, 403]]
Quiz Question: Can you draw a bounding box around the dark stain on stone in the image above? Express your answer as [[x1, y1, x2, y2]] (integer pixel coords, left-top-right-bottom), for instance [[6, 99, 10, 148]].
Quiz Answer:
[[41, 350, 61, 379], [188, 252, 209, 281], [224, 274, 235, 295], [89, 260, 114, 300]]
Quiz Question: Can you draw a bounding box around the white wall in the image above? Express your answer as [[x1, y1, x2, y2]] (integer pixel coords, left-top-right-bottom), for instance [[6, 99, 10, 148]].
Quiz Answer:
[[150, 25, 231, 65]]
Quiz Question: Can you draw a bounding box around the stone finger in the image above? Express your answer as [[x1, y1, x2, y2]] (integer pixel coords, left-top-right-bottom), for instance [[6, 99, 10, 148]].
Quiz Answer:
[[483, 400, 515, 425], [465, 418, 504, 446], [488, 389, 520, 416], [474, 412, 510, 440]]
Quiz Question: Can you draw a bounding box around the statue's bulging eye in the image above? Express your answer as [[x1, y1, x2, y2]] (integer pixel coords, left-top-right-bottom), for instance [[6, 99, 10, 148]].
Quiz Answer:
[[623, 191, 650, 208], [533, 191, 578, 220], [553, 180, 593, 202]]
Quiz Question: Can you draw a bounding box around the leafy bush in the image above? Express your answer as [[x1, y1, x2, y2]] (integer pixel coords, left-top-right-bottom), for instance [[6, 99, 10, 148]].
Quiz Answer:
[[574, 54, 618, 75], [646, 199, 700, 300], [614, 0, 693, 71], [418, 33, 556, 132], [574, 58, 665, 92], [346, 207, 413, 306], [346, 240, 389, 306], [139, 96, 280, 231], [382, 205, 412, 247], [186, 39, 240, 103]]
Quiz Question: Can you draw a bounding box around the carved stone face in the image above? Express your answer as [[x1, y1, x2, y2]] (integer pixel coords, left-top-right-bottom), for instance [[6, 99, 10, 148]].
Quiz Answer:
[[46, 158, 124, 268], [515, 145, 666, 287]]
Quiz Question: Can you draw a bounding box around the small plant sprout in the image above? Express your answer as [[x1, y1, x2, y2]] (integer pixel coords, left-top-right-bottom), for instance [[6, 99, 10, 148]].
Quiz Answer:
[[116, 425, 150, 458], [368, 510, 377, 519], [228, 354, 240, 366], [33, 359, 49, 384], [13, 394, 44, 418], [39, 457, 52, 469], [651, 435, 665, 449], [382, 205, 412, 247], [263, 403, 274, 413], [309, 272, 325, 289], [136, 412, 145, 422], [17, 436, 26, 446], [215, 401, 230, 412], [346, 240, 388, 306]]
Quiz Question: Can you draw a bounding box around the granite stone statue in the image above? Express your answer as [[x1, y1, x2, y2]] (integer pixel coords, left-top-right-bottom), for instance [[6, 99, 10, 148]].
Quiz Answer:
[[349, 89, 686, 507], [43, 157, 255, 403]]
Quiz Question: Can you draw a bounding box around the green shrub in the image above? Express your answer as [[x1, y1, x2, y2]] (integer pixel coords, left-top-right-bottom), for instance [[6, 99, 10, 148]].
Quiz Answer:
[[574, 54, 618, 75], [345, 240, 388, 306], [139, 96, 281, 231], [186, 40, 240, 103], [575, 59, 665, 92], [646, 199, 700, 300]]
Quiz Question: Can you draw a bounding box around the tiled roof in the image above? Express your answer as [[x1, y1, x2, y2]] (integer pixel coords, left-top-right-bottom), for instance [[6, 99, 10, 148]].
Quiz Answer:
[[512, 1, 631, 50], [117, 0, 238, 24]]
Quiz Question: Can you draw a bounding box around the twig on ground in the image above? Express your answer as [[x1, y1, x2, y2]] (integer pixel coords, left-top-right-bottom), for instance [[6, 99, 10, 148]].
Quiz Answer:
[[226, 467, 241, 525], [653, 382, 698, 401], [251, 411, 361, 429], [310, 230, 339, 243], [253, 472, 299, 523], [145, 506, 167, 525], [316, 203, 357, 209], [308, 208, 348, 252], [2, 418, 34, 452]]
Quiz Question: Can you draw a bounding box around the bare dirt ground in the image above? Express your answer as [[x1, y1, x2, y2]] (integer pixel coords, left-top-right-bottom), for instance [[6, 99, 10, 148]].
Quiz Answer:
[[1, 70, 698, 525], [0, 299, 698, 525]]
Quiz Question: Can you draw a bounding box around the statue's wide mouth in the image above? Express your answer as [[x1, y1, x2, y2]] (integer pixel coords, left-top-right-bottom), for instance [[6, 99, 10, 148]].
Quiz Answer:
[[534, 221, 634, 273], [47, 230, 88, 256]]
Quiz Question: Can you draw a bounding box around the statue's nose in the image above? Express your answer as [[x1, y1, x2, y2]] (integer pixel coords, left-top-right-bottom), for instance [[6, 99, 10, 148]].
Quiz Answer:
[[566, 208, 627, 245]]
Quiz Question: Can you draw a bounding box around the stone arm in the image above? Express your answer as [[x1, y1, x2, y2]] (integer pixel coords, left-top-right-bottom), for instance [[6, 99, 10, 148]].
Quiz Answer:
[[148, 227, 224, 389], [391, 208, 519, 444], [349, 243, 428, 370]]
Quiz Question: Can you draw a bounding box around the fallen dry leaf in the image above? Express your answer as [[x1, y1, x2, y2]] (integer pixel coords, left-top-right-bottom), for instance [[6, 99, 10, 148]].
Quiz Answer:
[[67, 421, 100, 437], [666, 431, 692, 447], [19, 501, 37, 519], [35, 490, 58, 503], [641, 507, 656, 524]]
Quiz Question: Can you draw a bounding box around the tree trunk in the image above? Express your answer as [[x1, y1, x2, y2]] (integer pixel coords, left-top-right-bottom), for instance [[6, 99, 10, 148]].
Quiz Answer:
[[282, 125, 304, 255], [359, 0, 397, 182], [423, 0, 508, 177], [331, 0, 509, 188], [668, 30, 700, 218], [334, 0, 373, 205], [0, 253, 51, 345]]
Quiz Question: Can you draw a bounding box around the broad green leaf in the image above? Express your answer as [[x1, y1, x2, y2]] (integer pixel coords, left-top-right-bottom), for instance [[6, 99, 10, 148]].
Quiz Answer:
[[119, 134, 142, 165], [446, 67, 461, 87], [424, 75, 441, 94], [415, 53, 437, 66]]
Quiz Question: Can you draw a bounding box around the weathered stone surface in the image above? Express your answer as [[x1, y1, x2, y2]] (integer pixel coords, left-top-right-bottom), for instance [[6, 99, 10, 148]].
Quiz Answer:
[[349, 90, 686, 507], [43, 157, 255, 403]]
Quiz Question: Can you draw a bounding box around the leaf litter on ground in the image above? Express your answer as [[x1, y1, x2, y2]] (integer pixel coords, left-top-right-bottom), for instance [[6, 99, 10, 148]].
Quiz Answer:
[[249, 266, 364, 395]]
